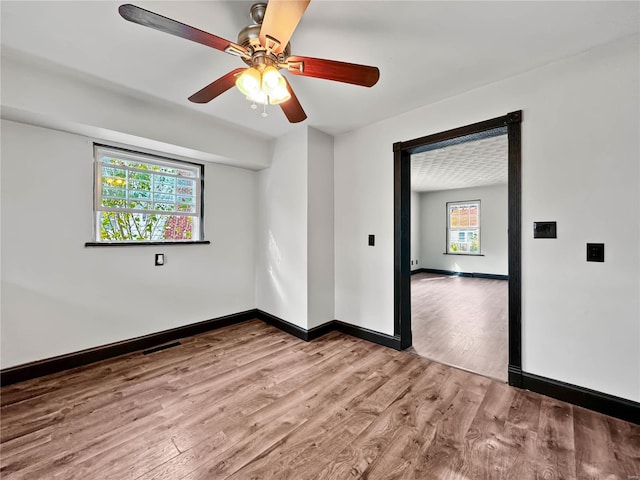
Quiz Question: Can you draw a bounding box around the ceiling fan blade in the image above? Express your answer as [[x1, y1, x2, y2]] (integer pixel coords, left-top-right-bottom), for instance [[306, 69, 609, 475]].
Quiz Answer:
[[286, 56, 380, 87], [280, 77, 307, 123], [119, 4, 248, 57], [188, 68, 246, 104], [259, 0, 310, 54]]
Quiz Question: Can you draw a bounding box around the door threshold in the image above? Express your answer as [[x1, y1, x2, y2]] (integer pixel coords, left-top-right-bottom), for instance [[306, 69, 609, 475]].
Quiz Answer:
[[404, 346, 507, 383]]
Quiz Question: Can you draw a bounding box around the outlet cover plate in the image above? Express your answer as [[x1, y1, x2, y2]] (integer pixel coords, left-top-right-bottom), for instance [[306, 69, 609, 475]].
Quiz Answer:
[[586, 243, 604, 262]]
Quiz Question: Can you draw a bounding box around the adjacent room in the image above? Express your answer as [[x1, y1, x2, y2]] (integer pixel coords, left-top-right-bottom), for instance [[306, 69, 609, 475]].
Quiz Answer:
[[1, 1, 639, 478], [410, 131, 509, 381]]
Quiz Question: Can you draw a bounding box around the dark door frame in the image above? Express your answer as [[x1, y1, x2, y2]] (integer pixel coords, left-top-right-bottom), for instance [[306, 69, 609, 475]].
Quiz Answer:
[[393, 110, 523, 386]]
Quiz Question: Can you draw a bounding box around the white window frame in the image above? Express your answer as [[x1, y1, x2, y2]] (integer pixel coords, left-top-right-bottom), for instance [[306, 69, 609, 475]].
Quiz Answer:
[[446, 200, 481, 255], [92, 145, 205, 244]]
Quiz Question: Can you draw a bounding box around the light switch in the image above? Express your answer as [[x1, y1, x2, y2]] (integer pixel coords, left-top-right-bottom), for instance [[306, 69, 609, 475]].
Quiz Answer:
[[155, 253, 165, 266], [534, 221, 557, 239]]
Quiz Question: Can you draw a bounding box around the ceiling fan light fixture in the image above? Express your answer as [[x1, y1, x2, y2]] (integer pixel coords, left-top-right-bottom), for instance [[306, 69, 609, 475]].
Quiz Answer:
[[262, 66, 282, 90], [267, 85, 291, 105], [262, 66, 291, 105], [235, 67, 262, 100], [235, 65, 291, 106]]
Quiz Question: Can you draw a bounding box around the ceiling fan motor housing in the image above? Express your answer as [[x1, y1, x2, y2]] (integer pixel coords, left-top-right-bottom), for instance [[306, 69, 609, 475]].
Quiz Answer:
[[238, 3, 291, 69]]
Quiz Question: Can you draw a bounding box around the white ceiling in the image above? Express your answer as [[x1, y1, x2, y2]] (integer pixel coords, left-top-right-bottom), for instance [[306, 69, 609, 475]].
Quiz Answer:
[[411, 133, 507, 192], [1, 1, 638, 139]]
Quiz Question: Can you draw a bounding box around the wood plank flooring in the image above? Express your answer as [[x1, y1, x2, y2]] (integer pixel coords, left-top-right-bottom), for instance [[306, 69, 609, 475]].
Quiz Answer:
[[411, 272, 508, 381], [1, 319, 638, 479]]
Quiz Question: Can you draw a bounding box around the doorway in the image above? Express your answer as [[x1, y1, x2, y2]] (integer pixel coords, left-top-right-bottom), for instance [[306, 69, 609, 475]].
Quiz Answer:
[[393, 111, 523, 387]]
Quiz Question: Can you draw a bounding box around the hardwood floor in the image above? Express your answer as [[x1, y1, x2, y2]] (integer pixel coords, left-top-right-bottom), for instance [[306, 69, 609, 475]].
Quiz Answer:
[[1, 320, 638, 479], [411, 272, 508, 381]]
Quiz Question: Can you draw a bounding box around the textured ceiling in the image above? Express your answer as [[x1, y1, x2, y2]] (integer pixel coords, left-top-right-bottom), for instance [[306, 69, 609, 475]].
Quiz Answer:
[[1, 1, 639, 138], [411, 134, 507, 192]]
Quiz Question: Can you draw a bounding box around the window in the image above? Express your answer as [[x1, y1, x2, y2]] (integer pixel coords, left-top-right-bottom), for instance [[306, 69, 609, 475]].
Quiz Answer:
[[92, 145, 204, 243], [447, 201, 480, 254]]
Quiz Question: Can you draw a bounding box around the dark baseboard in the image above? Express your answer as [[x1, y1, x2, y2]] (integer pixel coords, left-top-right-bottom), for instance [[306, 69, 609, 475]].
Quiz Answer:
[[508, 364, 523, 388], [334, 320, 402, 350], [411, 268, 425, 275], [1, 308, 399, 386], [4, 309, 637, 425], [256, 309, 314, 341], [0, 309, 257, 387], [307, 321, 337, 341], [255, 310, 400, 349], [473, 272, 509, 281], [419, 268, 508, 281], [521, 371, 639, 425]]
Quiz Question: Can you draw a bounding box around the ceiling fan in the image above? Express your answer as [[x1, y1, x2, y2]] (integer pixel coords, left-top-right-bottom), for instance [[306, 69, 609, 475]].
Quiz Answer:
[[118, 1, 380, 123]]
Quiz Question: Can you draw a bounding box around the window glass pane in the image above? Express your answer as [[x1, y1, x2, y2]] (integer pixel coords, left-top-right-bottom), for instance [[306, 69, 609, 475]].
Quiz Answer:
[[129, 171, 151, 181], [102, 187, 126, 198], [469, 205, 478, 227], [95, 146, 202, 242], [128, 179, 150, 191], [102, 166, 126, 178], [177, 178, 195, 195], [130, 190, 151, 199], [447, 201, 480, 254], [450, 207, 459, 228], [101, 198, 126, 208], [459, 206, 469, 227], [99, 212, 196, 242], [154, 176, 176, 194], [154, 203, 175, 212], [469, 230, 479, 253], [176, 203, 196, 213], [176, 169, 196, 178], [102, 157, 126, 167], [154, 193, 175, 203], [164, 216, 194, 240], [132, 161, 157, 170], [128, 201, 152, 210], [159, 166, 178, 175]]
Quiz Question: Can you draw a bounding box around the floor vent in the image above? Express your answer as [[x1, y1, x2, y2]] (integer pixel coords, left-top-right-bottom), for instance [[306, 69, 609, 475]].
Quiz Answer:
[[143, 341, 181, 355]]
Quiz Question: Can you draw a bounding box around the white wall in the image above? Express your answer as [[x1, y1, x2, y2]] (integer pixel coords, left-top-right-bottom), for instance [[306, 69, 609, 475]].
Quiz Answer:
[[334, 36, 639, 401], [418, 184, 508, 275], [1, 52, 272, 170], [410, 190, 420, 271], [308, 128, 335, 328], [1, 120, 257, 368], [256, 127, 336, 330], [256, 128, 309, 328]]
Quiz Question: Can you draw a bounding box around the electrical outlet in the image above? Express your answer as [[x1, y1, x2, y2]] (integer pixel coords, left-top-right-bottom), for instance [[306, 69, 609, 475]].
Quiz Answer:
[[586, 243, 604, 262]]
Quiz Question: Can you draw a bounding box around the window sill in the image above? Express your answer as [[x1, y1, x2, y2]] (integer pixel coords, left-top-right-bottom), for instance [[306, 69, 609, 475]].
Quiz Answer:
[[443, 252, 484, 256], [85, 240, 211, 247]]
